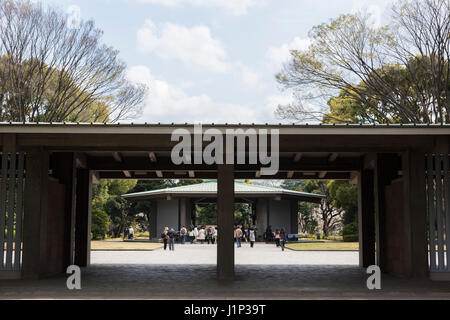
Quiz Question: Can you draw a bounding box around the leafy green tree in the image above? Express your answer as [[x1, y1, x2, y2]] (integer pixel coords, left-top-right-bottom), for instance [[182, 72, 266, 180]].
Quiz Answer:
[[0, 0, 147, 123], [276, 0, 449, 124], [91, 209, 110, 240]]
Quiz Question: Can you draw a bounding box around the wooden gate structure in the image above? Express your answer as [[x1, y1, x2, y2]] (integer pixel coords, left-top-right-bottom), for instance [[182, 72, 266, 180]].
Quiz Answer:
[[0, 122, 449, 281]]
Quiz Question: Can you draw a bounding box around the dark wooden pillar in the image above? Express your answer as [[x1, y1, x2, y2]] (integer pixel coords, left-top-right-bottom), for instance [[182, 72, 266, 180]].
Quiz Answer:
[[52, 153, 76, 269], [290, 200, 299, 234], [22, 149, 49, 279], [217, 164, 234, 281], [74, 169, 92, 267], [402, 150, 428, 278], [374, 154, 400, 269], [358, 170, 376, 268]]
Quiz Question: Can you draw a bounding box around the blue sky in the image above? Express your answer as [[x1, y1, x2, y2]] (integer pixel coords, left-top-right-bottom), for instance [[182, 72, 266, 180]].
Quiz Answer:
[[39, 0, 395, 124]]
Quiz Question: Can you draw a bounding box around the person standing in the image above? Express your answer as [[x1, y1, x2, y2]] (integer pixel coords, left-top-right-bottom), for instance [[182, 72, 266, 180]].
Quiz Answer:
[[274, 229, 280, 247], [211, 227, 217, 244], [188, 228, 195, 244], [161, 227, 169, 250], [198, 226, 206, 244], [168, 228, 176, 251], [180, 226, 187, 244], [193, 226, 199, 244], [249, 227, 256, 248], [234, 226, 243, 248], [279, 228, 287, 251], [128, 226, 134, 240]]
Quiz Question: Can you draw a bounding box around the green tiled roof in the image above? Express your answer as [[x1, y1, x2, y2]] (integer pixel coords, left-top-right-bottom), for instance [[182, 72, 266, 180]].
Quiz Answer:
[[122, 181, 324, 200]]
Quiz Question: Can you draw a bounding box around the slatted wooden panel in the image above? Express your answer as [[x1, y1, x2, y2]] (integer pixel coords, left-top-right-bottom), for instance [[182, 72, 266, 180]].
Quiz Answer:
[[0, 152, 25, 271], [426, 154, 449, 272]]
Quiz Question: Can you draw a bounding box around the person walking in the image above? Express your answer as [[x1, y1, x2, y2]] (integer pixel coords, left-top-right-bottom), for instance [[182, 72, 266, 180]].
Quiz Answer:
[[180, 226, 187, 244], [168, 228, 176, 251], [188, 228, 195, 244], [279, 228, 287, 251], [161, 227, 169, 250], [234, 226, 243, 248], [249, 227, 256, 248], [274, 229, 280, 247]]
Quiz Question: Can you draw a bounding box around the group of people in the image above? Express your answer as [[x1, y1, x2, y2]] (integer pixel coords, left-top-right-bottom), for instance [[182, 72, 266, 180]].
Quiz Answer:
[[161, 225, 219, 250], [233, 226, 256, 248], [161, 224, 287, 251], [187, 226, 218, 244]]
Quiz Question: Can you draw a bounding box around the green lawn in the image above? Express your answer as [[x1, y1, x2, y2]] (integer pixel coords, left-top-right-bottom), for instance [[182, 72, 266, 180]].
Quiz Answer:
[[91, 240, 163, 251], [285, 242, 359, 251]]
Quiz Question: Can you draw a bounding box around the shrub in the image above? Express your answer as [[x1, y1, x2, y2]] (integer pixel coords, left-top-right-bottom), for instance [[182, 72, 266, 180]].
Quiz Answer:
[[342, 222, 359, 242]]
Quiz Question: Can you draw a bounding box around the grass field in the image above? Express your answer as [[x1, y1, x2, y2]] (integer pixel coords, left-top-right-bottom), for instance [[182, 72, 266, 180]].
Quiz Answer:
[[91, 240, 163, 251], [285, 242, 359, 251]]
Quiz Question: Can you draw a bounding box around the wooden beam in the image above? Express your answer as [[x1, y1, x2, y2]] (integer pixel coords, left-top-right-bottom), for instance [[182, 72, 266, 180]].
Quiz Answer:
[[188, 170, 195, 178], [99, 171, 351, 180], [156, 170, 163, 178], [287, 171, 294, 179], [318, 171, 327, 179], [87, 156, 362, 172]]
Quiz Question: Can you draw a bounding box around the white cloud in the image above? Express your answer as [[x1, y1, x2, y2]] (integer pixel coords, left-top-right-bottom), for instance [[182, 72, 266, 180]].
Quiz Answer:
[[137, 19, 228, 73], [240, 65, 265, 91], [134, 0, 267, 15], [127, 65, 269, 123], [267, 37, 312, 70]]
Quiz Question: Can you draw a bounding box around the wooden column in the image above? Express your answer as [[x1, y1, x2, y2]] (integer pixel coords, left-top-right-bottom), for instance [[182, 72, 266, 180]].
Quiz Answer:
[[374, 154, 399, 269], [52, 153, 76, 269], [402, 150, 428, 278], [290, 200, 299, 234], [74, 169, 93, 267], [217, 164, 234, 281], [22, 149, 49, 279], [358, 170, 376, 268]]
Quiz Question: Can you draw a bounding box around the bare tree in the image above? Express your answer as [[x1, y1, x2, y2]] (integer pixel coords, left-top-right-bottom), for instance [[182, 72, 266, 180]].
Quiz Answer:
[[0, 0, 147, 123], [276, 0, 449, 124]]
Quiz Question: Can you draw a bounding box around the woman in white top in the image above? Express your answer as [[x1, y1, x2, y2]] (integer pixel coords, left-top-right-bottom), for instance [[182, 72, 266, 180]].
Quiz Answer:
[[249, 227, 256, 248], [193, 227, 199, 243], [198, 227, 206, 244]]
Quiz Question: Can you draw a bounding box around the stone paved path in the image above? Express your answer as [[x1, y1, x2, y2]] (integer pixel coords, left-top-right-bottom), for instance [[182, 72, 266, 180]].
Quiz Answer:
[[1, 244, 449, 299]]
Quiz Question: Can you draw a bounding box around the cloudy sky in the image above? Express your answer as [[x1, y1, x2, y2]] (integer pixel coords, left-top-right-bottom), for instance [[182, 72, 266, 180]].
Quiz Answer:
[[40, 0, 395, 124]]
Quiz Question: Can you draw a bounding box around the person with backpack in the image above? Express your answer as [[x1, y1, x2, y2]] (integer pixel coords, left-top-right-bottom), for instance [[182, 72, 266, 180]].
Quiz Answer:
[[161, 227, 169, 250]]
